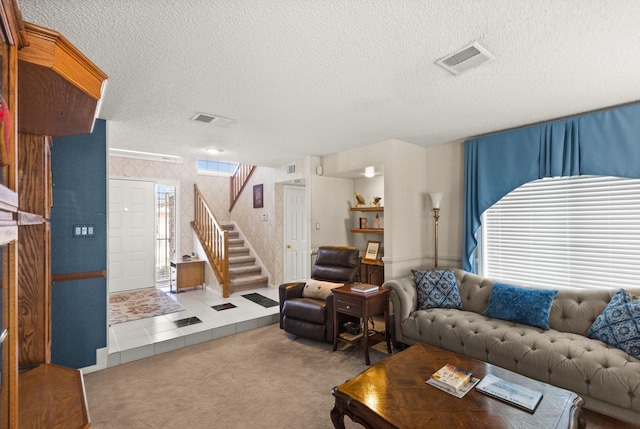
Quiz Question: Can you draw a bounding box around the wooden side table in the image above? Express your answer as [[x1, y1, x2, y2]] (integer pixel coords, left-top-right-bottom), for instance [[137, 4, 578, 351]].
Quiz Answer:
[[170, 259, 205, 293], [332, 284, 391, 365]]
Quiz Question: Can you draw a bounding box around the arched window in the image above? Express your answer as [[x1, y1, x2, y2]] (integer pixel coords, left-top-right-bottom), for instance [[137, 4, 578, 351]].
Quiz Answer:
[[480, 175, 640, 290]]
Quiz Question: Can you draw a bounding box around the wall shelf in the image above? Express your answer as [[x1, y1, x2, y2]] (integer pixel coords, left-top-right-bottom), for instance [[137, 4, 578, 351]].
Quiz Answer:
[[350, 228, 383, 234], [350, 206, 383, 212]]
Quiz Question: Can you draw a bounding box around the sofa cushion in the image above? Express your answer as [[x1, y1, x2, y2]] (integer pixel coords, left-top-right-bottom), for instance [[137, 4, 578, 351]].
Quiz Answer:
[[302, 278, 342, 300], [483, 282, 558, 329], [413, 269, 462, 310], [588, 288, 640, 359]]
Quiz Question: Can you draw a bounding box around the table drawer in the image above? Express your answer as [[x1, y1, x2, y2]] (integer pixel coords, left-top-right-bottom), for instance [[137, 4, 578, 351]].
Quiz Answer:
[[336, 296, 362, 317]]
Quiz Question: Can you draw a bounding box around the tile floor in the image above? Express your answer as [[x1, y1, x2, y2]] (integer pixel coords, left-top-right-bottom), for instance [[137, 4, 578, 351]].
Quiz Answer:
[[107, 285, 280, 368]]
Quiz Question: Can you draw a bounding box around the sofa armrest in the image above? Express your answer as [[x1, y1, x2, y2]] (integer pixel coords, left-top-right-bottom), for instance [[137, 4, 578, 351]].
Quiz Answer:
[[279, 282, 305, 328], [382, 276, 417, 344]]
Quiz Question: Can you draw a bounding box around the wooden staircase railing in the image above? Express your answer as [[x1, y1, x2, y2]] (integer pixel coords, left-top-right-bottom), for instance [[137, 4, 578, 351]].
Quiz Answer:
[[192, 184, 230, 297], [229, 164, 256, 212]]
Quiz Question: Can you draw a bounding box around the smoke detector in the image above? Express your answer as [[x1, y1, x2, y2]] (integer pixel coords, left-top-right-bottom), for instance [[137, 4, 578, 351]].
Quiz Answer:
[[190, 113, 235, 127], [435, 42, 494, 75]]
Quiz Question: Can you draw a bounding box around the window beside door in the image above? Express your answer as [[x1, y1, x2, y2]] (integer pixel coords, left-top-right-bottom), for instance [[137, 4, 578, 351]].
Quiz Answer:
[[156, 184, 176, 284]]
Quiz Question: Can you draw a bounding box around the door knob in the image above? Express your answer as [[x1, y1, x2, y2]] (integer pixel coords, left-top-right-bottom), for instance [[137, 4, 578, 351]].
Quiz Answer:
[[287, 245, 291, 249]]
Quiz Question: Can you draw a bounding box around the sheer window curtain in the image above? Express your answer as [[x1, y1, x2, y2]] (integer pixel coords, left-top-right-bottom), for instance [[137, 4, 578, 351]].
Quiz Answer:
[[463, 102, 640, 273]]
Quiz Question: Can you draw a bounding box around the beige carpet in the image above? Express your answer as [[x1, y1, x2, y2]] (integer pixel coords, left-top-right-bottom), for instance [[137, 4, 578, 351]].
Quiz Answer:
[[84, 324, 635, 429], [84, 324, 388, 428], [108, 288, 184, 325]]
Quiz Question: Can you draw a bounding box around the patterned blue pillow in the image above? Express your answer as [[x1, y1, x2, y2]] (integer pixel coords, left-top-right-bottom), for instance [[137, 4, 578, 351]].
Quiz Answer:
[[412, 269, 462, 310], [588, 289, 640, 360], [483, 282, 558, 329]]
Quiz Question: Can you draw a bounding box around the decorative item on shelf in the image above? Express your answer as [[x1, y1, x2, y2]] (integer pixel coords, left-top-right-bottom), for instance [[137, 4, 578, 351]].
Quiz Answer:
[[355, 191, 366, 207], [359, 217, 368, 229], [370, 196, 381, 207], [364, 241, 381, 261], [374, 213, 381, 229], [429, 192, 443, 267]]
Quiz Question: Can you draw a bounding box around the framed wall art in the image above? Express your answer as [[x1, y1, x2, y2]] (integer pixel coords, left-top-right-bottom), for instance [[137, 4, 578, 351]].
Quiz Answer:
[[364, 241, 381, 261], [253, 184, 264, 208]]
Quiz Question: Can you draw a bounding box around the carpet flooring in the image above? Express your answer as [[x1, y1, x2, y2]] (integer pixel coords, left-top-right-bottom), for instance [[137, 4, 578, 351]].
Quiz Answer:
[[84, 324, 638, 428], [108, 288, 184, 325]]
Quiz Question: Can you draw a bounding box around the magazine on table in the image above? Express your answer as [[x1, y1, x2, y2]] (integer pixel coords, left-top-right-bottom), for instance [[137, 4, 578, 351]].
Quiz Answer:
[[431, 363, 473, 391], [426, 376, 480, 398], [475, 374, 543, 412], [426, 363, 478, 398]]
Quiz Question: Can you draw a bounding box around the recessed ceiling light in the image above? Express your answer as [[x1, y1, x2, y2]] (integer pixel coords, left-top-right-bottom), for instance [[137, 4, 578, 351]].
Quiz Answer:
[[363, 166, 375, 178], [207, 148, 223, 154]]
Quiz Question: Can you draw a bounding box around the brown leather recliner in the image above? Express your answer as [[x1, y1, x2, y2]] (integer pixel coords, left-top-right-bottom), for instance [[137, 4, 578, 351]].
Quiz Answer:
[[279, 246, 360, 342]]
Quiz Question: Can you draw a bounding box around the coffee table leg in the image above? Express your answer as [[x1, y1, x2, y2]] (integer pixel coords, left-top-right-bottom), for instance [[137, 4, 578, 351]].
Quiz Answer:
[[330, 403, 346, 429]]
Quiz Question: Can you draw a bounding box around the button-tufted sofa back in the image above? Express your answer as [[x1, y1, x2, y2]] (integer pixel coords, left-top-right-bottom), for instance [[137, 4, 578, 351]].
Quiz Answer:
[[453, 268, 640, 336]]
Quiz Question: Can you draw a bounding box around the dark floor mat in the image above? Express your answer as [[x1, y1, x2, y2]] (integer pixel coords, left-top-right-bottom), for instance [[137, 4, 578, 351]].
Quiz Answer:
[[212, 303, 236, 311], [242, 293, 278, 308], [173, 316, 202, 328]]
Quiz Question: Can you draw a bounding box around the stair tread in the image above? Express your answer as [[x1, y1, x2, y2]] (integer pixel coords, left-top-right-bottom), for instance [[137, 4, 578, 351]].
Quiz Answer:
[[230, 275, 268, 286], [228, 265, 261, 274]]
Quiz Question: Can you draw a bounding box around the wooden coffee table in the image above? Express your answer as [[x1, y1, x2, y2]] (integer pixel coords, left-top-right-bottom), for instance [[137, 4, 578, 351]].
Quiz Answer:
[[331, 342, 585, 429]]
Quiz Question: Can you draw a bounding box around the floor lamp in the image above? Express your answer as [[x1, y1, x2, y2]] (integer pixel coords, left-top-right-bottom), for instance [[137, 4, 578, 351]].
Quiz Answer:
[[429, 192, 443, 268]]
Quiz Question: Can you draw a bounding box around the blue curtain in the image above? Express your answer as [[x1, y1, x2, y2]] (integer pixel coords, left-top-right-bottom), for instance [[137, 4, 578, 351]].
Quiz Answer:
[[463, 102, 640, 272]]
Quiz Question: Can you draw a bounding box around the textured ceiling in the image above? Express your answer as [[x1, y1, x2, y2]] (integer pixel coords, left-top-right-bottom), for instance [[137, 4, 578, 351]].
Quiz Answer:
[[19, 0, 640, 167]]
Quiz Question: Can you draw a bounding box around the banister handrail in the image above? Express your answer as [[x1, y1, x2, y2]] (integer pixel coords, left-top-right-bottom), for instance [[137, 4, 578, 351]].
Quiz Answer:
[[192, 184, 230, 297], [229, 164, 256, 212]]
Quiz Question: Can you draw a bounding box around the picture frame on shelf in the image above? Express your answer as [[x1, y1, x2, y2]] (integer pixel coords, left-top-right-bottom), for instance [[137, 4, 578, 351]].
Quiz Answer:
[[364, 241, 381, 261], [253, 184, 264, 208], [359, 217, 368, 229]]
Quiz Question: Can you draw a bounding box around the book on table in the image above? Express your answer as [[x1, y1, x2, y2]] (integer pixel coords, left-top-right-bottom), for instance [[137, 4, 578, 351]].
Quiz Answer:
[[426, 363, 478, 397], [475, 374, 544, 413], [350, 284, 379, 294]]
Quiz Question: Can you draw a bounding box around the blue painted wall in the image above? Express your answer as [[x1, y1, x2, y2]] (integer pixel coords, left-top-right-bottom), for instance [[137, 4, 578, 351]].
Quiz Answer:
[[50, 119, 107, 368]]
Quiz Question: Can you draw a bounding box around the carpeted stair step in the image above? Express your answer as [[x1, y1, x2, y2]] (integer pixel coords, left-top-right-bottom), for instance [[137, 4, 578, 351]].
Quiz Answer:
[[228, 255, 255, 266], [229, 247, 250, 256], [229, 265, 262, 278], [230, 274, 269, 291], [228, 238, 245, 247]]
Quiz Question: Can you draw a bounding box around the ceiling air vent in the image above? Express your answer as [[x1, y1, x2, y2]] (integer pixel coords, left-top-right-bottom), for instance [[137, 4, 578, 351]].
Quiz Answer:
[[435, 42, 494, 75], [190, 113, 235, 127]]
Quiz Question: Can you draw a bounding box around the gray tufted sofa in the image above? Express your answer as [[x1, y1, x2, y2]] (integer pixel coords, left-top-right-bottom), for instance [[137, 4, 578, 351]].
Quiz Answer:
[[383, 268, 640, 424]]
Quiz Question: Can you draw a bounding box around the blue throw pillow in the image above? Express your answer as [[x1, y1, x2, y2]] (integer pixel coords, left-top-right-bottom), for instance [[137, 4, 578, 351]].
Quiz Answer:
[[412, 269, 462, 311], [587, 289, 640, 360], [483, 282, 558, 329]]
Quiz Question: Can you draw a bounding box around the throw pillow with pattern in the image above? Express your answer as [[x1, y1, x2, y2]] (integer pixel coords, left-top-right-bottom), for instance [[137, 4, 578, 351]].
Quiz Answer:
[[412, 269, 463, 311], [588, 289, 640, 360]]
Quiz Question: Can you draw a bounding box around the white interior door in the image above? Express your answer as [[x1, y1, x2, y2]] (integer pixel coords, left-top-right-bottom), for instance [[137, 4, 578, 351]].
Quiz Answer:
[[284, 186, 308, 282], [109, 179, 156, 292]]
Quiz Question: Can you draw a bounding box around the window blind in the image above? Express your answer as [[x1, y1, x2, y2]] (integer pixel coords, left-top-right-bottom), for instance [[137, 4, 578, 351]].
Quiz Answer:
[[481, 175, 640, 291]]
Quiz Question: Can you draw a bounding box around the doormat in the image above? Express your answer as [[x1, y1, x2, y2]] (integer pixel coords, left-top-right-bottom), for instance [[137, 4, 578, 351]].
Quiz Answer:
[[242, 293, 278, 308], [109, 288, 184, 325]]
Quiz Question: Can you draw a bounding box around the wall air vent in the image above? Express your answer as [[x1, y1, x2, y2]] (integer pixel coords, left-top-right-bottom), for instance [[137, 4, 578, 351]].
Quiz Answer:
[[190, 113, 235, 127], [287, 164, 296, 174], [435, 42, 494, 75]]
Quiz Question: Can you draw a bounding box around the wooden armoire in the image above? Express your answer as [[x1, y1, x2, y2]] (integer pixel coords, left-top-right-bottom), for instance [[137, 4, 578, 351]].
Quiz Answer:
[[0, 1, 107, 427]]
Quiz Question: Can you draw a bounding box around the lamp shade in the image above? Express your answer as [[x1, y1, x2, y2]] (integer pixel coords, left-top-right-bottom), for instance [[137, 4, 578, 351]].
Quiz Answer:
[[429, 192, 443, 209]]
